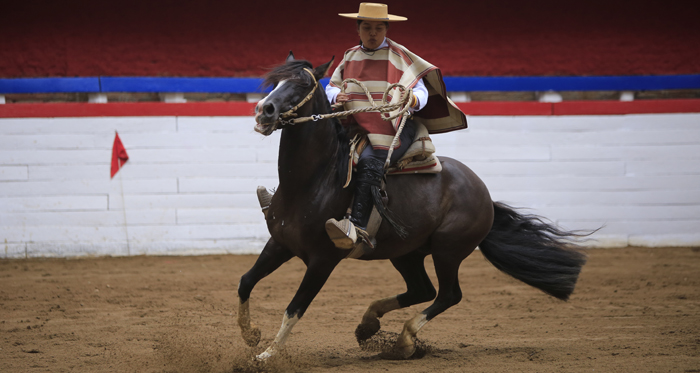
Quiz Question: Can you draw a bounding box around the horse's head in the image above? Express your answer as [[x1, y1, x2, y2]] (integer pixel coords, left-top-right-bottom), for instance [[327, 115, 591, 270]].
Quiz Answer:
[[254, 52, 334, 136]]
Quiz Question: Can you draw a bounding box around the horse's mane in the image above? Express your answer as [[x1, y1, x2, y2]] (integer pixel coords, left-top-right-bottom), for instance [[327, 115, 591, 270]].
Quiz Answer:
[[264, 59, 351, 187], [263, 60, 316, 88]]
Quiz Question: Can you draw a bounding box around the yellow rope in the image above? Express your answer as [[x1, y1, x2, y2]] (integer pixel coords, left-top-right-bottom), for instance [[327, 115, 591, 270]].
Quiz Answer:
[[284, 79, 413, 126], [278, 76, 415, 170]]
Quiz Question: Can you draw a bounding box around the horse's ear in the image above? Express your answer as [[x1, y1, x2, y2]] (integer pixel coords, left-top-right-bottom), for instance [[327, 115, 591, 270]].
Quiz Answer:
[[313, 56, 335, 80], [286, 51, 295, 62]]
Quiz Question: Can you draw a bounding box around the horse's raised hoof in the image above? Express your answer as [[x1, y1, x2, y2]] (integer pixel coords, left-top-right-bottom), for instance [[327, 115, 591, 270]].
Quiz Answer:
[[241, 326, 261, 347], [355, 318, 381, 342]]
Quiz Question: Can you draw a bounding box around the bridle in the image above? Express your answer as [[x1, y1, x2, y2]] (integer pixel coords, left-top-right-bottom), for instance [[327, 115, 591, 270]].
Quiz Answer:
[[276, 68, 320, 126]]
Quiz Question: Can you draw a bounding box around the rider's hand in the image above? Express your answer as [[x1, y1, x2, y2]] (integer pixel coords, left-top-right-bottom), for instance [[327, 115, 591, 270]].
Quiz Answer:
[[336, 93, 350, 103]]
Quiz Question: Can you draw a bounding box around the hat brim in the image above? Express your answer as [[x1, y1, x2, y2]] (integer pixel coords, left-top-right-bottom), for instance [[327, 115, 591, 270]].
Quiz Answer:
[[339, 13, 407, 22]]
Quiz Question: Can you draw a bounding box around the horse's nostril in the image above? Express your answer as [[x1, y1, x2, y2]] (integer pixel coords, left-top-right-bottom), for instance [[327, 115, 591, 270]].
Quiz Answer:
[[264, 103, 276, 116]]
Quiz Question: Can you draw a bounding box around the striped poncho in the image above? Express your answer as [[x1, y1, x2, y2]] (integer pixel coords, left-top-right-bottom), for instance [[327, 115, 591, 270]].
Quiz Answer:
[[329, 38, 467, 149]]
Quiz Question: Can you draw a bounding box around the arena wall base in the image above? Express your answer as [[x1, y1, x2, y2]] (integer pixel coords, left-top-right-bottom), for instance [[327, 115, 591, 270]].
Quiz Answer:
[[15, 240, 270, 258], [628, 234, 700, 248]]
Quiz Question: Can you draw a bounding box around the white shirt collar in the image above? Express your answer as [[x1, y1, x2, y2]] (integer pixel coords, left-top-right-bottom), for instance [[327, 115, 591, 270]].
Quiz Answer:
[[361, 37, 388, 51]]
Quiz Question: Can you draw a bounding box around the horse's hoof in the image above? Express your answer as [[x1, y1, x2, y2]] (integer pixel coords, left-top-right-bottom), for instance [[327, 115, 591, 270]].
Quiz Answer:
[[355, 319, 381, 342], [394, 339, 416, 359], [255, 346, 278, 361], [242, 327, 261, 347], [255, 350, 272, 361]]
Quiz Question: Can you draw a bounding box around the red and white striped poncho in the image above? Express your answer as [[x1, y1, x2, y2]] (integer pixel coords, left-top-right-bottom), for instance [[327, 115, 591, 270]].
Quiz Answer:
[[329, 38, 467, 150]]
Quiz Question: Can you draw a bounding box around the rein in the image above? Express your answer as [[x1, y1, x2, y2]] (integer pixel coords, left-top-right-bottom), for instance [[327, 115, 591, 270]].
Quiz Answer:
[[275, 68, 415, 169], [279, 77, 413, 127]]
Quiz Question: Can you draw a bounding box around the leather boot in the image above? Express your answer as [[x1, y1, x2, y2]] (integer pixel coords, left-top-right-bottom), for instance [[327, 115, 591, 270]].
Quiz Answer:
[[326, 157, 384, 249], [349, 157, 384, 230]]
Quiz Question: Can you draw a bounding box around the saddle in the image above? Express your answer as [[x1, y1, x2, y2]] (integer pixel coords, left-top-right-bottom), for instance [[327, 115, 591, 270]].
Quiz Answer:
[[342, 123, 442, 259]]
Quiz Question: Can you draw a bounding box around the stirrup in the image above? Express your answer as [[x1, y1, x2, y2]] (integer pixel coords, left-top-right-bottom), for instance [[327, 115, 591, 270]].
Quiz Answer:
[[355, 228, 375, 250], [256, 186, 273, 218], [325, 218, 358, 249]]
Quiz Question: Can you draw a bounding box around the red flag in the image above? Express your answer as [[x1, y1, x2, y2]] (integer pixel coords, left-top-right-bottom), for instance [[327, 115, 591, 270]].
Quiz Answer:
[[111, 132, 129, 178]]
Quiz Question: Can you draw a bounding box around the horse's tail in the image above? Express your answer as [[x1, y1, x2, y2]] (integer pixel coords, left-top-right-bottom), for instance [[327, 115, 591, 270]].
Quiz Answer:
[[478, 202, 591, 301]]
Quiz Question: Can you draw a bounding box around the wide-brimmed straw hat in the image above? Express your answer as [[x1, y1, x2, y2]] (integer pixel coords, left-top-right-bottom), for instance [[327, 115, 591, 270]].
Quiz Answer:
[[339, 3, 407, 22]]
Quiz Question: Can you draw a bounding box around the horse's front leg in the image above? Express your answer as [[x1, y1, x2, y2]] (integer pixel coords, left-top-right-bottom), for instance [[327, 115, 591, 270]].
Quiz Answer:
[[238, 239, 294, 347], [256, 256, 341, 360]]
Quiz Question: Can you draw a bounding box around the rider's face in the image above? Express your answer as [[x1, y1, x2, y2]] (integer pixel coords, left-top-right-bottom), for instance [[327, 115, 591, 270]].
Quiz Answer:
[[357, 21, 387, 50]]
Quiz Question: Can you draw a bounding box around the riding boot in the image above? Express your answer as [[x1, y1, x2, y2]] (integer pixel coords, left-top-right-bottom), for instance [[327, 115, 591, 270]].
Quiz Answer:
[[325, 157, 384, 249], [349, 157, 384, 231]]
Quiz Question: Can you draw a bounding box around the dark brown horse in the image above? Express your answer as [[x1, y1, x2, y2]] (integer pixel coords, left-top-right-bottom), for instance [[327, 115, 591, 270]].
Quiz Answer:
[[238, 54, 588, 360]]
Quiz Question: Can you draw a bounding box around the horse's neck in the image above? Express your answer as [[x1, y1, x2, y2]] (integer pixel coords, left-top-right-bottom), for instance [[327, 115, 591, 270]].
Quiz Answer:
[[277, 95, 339, 193]]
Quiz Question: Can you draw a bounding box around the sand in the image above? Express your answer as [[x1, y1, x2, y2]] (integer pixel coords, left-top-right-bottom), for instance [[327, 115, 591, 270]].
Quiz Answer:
[[1, 247, 698, 372]]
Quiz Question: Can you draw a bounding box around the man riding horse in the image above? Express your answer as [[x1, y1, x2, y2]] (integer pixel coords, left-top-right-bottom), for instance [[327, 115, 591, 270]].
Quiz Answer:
[[323, 3, 468, 249], [244, 3, 588, 360]]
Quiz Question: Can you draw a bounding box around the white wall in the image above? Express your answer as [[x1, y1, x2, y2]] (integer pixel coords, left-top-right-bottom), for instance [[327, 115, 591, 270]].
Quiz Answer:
[[1, 113, 698, 258], [435, 114, 700, 248]]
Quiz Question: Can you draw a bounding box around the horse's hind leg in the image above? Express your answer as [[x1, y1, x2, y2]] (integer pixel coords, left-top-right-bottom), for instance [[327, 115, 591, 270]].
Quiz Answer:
[[395, 252, 464, 358], [356, 250, 437, 342], [237, 238, 294, 347]]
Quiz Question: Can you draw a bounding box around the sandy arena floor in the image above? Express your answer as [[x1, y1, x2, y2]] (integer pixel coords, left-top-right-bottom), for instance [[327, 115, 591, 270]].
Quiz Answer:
[[1, 247, 698, 372]]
